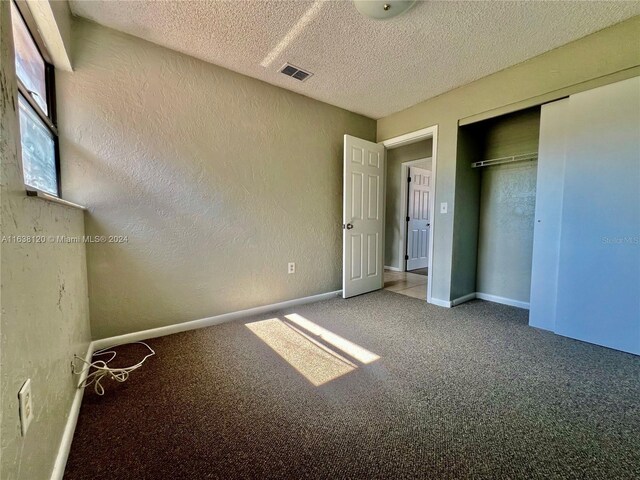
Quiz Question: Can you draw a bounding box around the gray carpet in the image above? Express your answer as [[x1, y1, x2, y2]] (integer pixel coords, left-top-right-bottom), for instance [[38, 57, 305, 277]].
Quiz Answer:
[[64, 290, 640, 479]]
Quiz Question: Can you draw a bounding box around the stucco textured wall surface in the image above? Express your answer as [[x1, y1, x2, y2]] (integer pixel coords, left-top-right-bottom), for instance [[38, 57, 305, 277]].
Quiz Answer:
[[0, 2, 91, 479], [477, 162, 537, 302], [58, 20, 375, 339]]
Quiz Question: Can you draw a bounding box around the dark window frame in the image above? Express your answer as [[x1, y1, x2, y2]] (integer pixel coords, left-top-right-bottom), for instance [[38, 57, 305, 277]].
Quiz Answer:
[[12, 0, 61, 197]]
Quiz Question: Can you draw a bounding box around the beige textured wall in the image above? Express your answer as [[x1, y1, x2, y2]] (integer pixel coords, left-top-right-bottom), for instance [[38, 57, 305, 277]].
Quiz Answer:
[[384, 139, 432, 269], [58, 19, 376, 339], [377, 16, 640, 303], [0, 2, 91, 479]]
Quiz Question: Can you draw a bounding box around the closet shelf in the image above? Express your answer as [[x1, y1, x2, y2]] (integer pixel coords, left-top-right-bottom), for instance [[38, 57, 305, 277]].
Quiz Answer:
[[471, 152, 538, 168]]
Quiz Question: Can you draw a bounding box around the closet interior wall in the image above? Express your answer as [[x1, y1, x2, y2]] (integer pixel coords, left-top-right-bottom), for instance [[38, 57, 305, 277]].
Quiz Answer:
[[458, 107, 542, 307]]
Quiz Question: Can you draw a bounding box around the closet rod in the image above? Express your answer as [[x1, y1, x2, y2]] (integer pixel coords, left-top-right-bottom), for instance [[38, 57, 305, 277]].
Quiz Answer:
[[471, 152, 538, 169]]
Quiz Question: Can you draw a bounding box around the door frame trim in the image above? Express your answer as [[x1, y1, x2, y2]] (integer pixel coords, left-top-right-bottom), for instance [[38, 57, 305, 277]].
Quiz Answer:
[[382, 125, 438, 304], [400, 158, 432, 273]]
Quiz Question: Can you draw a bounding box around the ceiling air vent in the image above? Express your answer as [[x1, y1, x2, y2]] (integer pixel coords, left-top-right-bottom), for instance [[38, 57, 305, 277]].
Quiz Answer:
[[280, 63, 313, 82]]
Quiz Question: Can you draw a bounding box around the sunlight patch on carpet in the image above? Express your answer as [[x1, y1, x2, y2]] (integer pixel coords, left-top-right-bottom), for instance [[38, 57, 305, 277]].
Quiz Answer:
[[246, 315, 379, 386], [284, 313, 380, 364]]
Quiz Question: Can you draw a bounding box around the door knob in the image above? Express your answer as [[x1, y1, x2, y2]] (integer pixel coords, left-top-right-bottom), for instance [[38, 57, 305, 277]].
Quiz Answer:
[[346, 223, 354, 230], [427, 223, 431, 227]]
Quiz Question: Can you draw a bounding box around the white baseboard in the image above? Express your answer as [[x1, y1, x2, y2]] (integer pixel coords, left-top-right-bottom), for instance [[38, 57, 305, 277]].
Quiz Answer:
[[451, 293, 477, 307], [52, 289, 342, 479], [384, 265, 402, 272], [51, 344, 95, 480], [429, 297, 452, 308], [93, 289, 342, 350], [475, 292, 530, 310], [430, 292, 529, 309]]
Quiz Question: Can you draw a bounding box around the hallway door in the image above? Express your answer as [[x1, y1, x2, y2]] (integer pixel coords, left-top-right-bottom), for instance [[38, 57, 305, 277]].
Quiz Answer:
[[406, 167, 431, 271]]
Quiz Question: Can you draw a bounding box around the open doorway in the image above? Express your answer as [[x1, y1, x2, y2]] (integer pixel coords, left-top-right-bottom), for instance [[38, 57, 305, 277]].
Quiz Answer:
[[382, 128, 436, 302]]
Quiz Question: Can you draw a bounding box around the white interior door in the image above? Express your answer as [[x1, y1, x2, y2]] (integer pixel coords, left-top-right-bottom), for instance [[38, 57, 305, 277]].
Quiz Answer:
[[343, 135, 385, 298], [406, 167, 431, 271]]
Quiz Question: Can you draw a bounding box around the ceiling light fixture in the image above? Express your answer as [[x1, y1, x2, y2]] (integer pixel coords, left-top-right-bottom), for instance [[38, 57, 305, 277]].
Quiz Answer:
[[353, 0, 417, 20]]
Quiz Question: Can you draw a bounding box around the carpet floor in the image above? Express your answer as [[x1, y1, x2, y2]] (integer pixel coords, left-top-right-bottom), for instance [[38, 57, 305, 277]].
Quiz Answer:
[[64, 290, 640, 479]]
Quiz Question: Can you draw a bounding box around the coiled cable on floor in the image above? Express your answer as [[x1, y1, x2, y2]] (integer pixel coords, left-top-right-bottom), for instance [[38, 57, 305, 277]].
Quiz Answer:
[[73, 342, 155, 395]]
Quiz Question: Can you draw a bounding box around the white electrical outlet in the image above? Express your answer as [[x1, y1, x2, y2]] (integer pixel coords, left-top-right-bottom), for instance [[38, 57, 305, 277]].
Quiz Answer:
[[18, 379, 33, 436], [440, 202, 448, 214], [288, 262, 295, 274]]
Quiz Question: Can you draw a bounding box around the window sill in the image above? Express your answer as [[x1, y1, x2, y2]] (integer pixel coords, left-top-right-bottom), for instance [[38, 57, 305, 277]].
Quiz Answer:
[[26, 188, 86, 210]]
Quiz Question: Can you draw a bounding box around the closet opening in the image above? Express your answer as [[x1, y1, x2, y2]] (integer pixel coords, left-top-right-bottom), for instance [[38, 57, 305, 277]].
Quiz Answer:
[[457, 106, 541, 309]]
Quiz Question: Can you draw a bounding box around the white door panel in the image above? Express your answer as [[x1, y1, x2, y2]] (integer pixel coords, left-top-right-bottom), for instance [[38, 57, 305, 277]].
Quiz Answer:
[[406, 167, 431, 271], [343, 135, 385, 298], [553, 77, 640, 355]]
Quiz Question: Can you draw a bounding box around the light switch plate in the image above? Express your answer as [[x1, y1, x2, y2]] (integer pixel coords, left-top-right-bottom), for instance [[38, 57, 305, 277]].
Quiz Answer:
[[18, 379, 33, 436], [440, 202, 448, 214]]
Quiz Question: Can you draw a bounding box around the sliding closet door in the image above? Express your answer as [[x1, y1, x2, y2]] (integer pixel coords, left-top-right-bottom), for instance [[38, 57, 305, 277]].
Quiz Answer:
[[529, 99, 568, 331], [554, 77, 640, 355]]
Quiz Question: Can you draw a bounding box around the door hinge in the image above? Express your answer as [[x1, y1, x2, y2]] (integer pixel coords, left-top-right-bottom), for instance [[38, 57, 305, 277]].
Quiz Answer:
[[406, 216, 410, 222], [405, 255, 409, 260], [407, 177, 411, 183]]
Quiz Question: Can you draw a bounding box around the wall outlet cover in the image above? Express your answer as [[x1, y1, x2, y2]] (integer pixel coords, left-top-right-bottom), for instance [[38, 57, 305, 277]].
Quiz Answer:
[[288, 262, 295, 274], [18, 379, 33, 436]]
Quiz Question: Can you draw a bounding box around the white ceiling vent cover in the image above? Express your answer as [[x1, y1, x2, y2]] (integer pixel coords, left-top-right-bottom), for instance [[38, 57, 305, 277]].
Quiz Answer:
[[280, 64, 313, 82]]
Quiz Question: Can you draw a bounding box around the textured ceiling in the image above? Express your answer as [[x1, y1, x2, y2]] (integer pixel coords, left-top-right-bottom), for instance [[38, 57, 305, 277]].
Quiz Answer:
[[68, 1, 640, 119]]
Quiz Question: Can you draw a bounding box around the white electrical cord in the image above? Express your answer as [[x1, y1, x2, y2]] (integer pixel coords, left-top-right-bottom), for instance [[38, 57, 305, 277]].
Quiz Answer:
[[73, 342, 155, 395]]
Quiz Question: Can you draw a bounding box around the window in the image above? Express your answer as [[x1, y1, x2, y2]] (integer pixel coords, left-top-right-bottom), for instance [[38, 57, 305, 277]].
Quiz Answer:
[[11, 1, 60, 196]]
